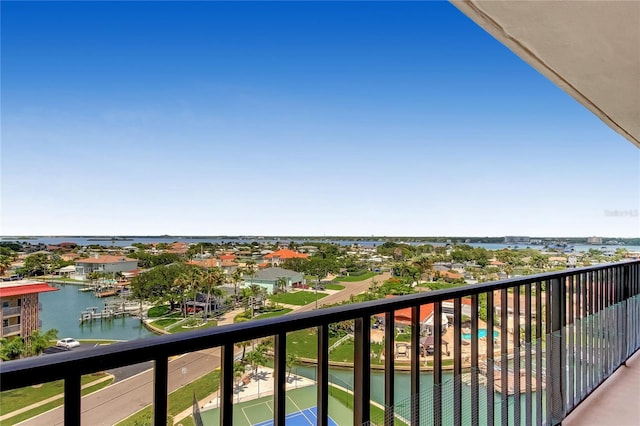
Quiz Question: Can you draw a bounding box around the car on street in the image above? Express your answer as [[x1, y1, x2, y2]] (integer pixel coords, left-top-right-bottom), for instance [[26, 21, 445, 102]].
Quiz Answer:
[[56, 338, 80, 349]]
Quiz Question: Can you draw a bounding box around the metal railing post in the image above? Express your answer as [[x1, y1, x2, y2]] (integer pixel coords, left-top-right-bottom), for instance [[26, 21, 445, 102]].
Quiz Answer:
[[550, 277, 566, 425], [220, 344, 234, 426], [354, 315, 371, 425], [384, 311, 395, 425], [64, 373, 81, 425], [153, 356, 168, 426], [317, 324, 329, 426]]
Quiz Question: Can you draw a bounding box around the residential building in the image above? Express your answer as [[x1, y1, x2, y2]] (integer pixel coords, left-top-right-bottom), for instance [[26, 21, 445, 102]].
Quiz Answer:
[[0, 280, 58, 339], [74, 255, 138, 279], [587, 236, 603, 245], [263, 249, 309, 266], [504, 236, 531, 244], [244, 267, 305, 294]]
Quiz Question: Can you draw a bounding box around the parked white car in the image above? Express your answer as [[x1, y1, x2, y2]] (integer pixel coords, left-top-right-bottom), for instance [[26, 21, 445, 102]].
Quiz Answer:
[[56, 338, 80, 349]]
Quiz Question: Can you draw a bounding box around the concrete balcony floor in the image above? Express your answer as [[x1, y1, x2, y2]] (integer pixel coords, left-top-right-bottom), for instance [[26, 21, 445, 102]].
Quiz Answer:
[[564, 350, 640, 426]]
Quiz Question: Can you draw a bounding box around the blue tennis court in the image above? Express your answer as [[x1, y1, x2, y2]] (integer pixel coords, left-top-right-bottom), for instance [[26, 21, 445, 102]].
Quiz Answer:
[[254, 406, 338, 426]]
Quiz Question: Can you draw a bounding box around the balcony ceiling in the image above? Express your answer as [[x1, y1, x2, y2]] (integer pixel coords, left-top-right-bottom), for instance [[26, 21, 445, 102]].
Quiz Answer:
[[451, 0, 640, 148]]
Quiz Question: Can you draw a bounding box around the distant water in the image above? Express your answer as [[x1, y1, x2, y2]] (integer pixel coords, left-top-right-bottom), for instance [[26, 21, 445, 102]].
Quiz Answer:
[[3, 236, 639, 252], [39, 283, 154, 341]]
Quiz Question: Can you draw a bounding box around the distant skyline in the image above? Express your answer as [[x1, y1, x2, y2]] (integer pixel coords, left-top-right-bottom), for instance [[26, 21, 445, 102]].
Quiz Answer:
[[1, 1, 638, 238]]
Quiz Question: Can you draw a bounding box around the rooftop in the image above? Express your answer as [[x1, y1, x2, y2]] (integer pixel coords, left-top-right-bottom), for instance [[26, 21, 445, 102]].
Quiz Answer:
[[0, 280, 59, 297]]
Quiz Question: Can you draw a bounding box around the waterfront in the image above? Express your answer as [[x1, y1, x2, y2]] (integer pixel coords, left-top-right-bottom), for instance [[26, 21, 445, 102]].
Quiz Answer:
[[3, 235, 639, 253], [39, 283, 154, 341]]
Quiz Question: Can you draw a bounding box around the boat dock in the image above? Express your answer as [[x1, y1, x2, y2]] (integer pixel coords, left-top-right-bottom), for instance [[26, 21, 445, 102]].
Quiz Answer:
[[79, 307, 131, 323]]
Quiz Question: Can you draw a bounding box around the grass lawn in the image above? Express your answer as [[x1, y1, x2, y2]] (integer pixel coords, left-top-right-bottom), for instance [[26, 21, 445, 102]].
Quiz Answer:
[[234, 308, 293, 323], [152, 318, 179, 328], [323, 283, 345, 290], [254, 308, 292, 320], [287, 329, 339, 359], [147, 305, 171, 317], [0, 373, 108, 415], [330, 341, 385, 364], [269, 290, 328, 306], [1, 374, 113, 425], [170, 319, 218, 333], [45, 277, 84, 283], [117, 370, 221, 426], [334, 272, 376, 282]]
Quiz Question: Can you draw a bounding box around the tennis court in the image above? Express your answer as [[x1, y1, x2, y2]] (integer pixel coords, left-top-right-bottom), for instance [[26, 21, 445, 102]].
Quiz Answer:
[[252, 406, 338, 426], [199, 385, 350, 426]]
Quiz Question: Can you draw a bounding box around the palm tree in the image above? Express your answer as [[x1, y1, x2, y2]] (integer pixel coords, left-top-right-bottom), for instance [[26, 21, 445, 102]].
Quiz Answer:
[[245, 260, 257, 288], [238, 340, 252, 360], [286, 353, 299, 382], [0, 337, 25, 360], [275, 277, 287, 294], [25, 329, 58, 357], [201, 267, 225, 319], [234, 361, 246, 391], [231, 268, 245, 304], [173, 274, 191, 317], [248, 284, 264, 317], [412, 256, 434, 282], [0, 255, 13, 276], [185, 268, 203, 318], [245, 345, 267, 377]]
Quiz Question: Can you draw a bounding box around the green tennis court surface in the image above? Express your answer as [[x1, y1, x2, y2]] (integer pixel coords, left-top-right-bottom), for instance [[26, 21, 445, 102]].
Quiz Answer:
[[253, 407, 338, 426], [199, 386, 351, 426]]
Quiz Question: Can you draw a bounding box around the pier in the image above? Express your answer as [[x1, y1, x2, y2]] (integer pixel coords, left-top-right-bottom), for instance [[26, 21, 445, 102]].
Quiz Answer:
[[79, 307, 131, 323]]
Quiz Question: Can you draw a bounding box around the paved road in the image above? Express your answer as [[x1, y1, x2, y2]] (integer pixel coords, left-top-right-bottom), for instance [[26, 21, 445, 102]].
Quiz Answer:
[[296, 272, 391, 313], [22, 349, 221, 425], [22, 273, 389, 425]]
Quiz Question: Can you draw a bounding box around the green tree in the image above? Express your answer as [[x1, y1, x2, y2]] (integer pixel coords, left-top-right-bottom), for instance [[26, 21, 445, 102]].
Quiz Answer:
[[238, 340, 252, 360], [286, 353, 300, 381], [21, 253, 50, 276], [200, 267, 225, 319], [0, 337, 25, 360], [245, 260, 257, 288], [25, 328, 58, 356], [279, 258, 309, 273], [245, 345, 267, 376], [0, 255, 12, 275], [234, 361, 246, 388], [275, 277, 287, 294], [412, 256, 433, 282], [231, 268, 245, 303], [306, 257, 338, 309]]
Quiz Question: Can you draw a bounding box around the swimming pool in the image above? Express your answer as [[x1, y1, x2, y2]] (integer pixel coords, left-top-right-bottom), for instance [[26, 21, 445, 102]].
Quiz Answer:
[[461, 328, 499, 340]]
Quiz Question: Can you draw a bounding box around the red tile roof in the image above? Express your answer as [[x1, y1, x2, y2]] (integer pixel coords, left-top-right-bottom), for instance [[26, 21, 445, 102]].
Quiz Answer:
[[0, 282, 59, 297], [394, 303, 434, 324], [187, 259, 219, 268], [219, 254, 236, 261], [263, 249, 309, 260]]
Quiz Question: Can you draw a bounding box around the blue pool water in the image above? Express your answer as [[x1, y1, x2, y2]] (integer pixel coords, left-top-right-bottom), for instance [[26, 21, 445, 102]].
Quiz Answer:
[[462, 328, 499, 340]]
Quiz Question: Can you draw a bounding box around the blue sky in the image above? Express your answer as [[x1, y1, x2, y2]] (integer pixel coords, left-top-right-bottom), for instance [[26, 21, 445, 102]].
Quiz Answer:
[[1, 1, 638, 238]]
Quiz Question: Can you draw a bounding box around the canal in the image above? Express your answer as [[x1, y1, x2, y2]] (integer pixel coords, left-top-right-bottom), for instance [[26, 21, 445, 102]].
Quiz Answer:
[[39, 283, 155, 341]]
